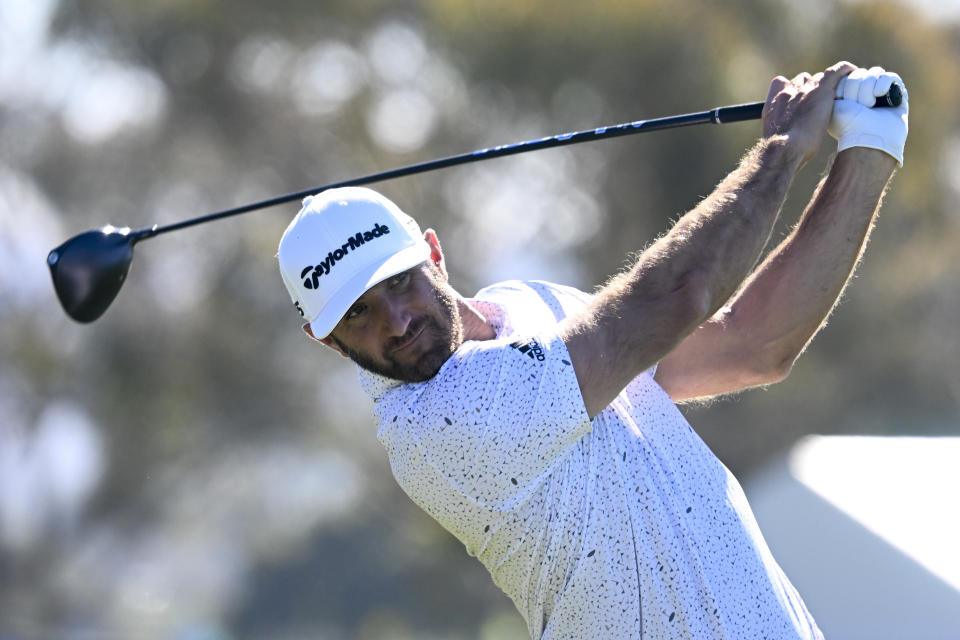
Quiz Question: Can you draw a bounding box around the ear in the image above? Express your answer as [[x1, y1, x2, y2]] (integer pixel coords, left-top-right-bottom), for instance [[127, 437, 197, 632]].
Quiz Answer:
[[423, 228, 449, 280], [302, 323, 350, 358]]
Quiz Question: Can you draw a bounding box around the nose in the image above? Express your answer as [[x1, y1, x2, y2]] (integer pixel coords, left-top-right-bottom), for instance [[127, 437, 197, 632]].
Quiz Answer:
[[380, 299, 412, 339]]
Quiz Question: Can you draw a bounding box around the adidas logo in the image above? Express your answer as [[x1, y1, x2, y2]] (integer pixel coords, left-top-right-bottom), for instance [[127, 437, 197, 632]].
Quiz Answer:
[[300, 223, 391, 290], [510, 338, 546, 362]]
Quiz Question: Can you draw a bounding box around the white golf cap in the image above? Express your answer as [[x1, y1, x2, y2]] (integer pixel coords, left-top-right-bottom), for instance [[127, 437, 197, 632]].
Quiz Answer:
[[278, 187, 431, 338]]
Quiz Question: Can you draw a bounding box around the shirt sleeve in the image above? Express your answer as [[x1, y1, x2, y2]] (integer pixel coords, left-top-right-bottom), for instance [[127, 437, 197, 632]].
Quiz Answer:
[[377, 331, 592, 511]]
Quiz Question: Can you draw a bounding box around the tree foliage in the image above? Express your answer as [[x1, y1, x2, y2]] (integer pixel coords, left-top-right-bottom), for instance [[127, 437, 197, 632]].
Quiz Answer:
[[1, 0, 957, 637]]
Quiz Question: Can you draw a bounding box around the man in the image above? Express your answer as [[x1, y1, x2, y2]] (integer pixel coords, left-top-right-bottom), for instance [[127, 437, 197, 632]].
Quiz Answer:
[[277, 61, 907, 639]]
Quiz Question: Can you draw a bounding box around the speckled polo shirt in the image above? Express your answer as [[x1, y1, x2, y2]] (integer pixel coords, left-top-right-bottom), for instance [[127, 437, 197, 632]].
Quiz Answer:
[[359, 280, 822, 640]]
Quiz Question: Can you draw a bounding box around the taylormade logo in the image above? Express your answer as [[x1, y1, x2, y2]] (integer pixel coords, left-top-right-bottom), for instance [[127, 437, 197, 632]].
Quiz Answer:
[[300, 223, 391, 290]]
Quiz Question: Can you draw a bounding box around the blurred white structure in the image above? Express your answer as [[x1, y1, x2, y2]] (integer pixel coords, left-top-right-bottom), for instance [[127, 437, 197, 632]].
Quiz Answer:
[[744, 436, 960, 639]]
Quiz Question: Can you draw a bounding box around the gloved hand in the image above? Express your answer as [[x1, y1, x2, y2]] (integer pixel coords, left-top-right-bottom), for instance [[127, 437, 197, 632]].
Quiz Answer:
[[828, 66, 909, 166]]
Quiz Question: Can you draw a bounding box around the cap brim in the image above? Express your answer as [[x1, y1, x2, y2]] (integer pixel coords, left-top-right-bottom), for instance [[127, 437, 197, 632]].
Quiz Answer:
[[308, 241, 432, 339]]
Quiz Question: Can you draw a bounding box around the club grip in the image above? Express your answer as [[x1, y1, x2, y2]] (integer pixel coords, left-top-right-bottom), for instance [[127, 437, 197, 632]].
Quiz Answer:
[[874, 81, 903, 108], [714, 82, 904, 124], [714, 103, 765, 123]]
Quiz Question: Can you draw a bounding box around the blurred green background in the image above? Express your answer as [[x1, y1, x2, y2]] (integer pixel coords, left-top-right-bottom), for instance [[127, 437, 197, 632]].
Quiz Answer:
[[1, 0, 958, 638]]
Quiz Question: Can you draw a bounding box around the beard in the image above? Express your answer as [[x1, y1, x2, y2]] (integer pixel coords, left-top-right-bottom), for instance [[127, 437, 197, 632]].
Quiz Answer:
[[331, 268, 464, 383]]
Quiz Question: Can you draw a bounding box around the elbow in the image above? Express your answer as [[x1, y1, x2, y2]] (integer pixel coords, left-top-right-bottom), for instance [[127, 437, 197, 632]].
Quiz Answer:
[[724, 353, 794, 393], [716, 301, 804, 387], [753, 343, 799, 386], [766, 357, 795, 385], [673, 269, 715, 331]]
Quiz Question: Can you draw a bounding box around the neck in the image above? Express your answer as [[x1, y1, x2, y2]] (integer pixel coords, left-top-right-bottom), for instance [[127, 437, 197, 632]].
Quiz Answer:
[[457, 297, 497, 342]]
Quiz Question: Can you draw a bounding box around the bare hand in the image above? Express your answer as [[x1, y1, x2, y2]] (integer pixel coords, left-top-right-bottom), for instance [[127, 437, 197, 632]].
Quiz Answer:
[[762, 61, 856, 163]]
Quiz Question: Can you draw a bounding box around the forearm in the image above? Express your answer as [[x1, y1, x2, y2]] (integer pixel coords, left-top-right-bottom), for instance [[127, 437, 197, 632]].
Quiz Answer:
[[726, 148, 896, 370], [652, 62, 907, 403], [562, 137, 804, 416], [563, 63, 857, 416], [623, 136, 804, 320]]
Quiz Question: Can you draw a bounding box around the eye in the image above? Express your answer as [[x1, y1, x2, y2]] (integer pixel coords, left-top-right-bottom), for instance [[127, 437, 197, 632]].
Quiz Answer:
[[345, 303, 367, 320]]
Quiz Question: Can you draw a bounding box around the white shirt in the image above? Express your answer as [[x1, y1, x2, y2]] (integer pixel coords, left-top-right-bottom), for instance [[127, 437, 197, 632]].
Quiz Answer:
[[360, 280, 822, 640]]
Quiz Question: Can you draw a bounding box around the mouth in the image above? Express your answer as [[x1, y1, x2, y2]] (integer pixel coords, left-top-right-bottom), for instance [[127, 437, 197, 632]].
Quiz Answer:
[[392, 325, 425, 354]]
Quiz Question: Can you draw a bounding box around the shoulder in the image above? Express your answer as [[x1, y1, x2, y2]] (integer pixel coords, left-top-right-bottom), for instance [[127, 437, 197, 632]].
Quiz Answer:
[[376, 331, 591, 507]]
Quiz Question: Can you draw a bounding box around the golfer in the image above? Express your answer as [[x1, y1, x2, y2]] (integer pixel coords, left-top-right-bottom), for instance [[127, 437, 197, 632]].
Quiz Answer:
[[278, 61, 907, 639]]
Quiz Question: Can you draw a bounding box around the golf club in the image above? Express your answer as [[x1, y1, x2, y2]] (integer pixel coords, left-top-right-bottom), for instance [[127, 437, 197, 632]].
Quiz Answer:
[[47, 84, 902, 323]]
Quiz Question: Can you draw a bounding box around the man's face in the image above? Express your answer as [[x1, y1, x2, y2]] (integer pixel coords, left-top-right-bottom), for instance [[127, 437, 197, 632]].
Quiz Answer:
[[324, 261, 464, 382]]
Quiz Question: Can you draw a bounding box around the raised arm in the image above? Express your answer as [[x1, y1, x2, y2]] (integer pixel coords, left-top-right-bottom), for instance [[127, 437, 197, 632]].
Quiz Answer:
[[654, 65, 908, 403], [559, 62, 856, 418], [653, 148, 896, 402]]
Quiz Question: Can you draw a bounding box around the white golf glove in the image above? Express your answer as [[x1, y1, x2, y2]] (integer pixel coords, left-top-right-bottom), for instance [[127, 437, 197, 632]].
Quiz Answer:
[[828, 66, 909, 166]]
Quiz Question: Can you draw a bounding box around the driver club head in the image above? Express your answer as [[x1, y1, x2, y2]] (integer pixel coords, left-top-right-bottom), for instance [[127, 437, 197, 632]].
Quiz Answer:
[[47, 225, 137, 323]]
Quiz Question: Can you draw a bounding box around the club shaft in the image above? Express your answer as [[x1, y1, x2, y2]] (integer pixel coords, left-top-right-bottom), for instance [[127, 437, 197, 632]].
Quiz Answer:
[[137, 79, 901, 241], [136, 102, 766, 240]]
